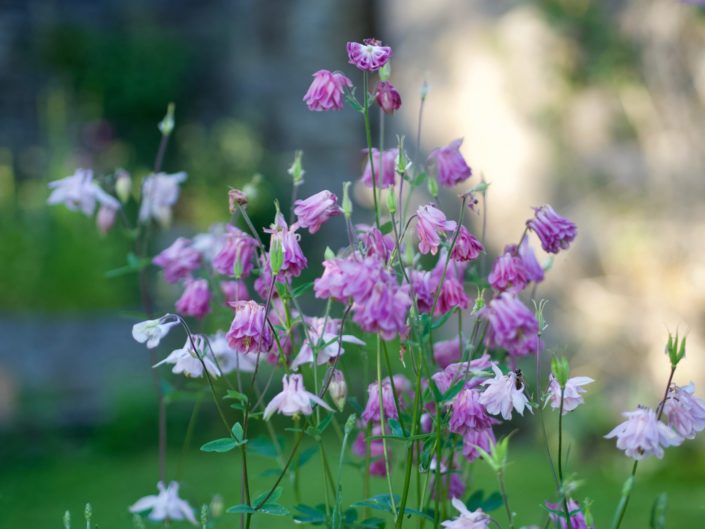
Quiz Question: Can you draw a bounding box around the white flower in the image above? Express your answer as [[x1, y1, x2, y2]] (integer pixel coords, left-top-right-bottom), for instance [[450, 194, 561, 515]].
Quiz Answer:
[[663, 383, 705, 440], [290, 317, 364, 370], [605, 406, 682, 460], [546, 374, 594, 414], [129, 481, 197, 525], [479, 364, 531, 421], [132, 316, 178, 349], [155, 335, 220, 378], [209, 331, 257, 374], [138, 171, 187, 226], [263, 374, 332, 420], [47, 168, 120, 216], [441, 497, 490, 529]]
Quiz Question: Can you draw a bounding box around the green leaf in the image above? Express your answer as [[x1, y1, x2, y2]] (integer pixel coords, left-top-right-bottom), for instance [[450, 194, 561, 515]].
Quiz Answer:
[[253, 487, 283, 506], [379, 221, 394, 234], [650, 493, 667, 529], [200, 438, 238, 453], [231, 422, 244, 442], [293, 504, 326, 525], [441, 380, 465, 403], [248, 435, 283, 458], [224, 390, 249, 404], [359, 517, 386, 528], [388, 418, 404, 438], [297, 446, 319, 468], [292, 281, 314, 298], [259, 503, 289, 516], [317, 414, 334, 434], [226, 504, 255, 514], [105, 253, 151, 278], [431, 309, 455, 330]]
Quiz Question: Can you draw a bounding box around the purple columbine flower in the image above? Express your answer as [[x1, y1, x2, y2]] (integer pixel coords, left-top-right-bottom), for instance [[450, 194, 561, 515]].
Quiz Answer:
[[435, 274, 470, 316], [359, 224, 395, 262], [605, 406, 682, 460], [546, 374, 594, 414], [266, 213, 308, 278], [212, 225, 258, 278], [220, 280, 250, 305], [262, 374, 332, 420], [362, 379, 402, 424], [352, 425, 389, 476], [416, 204, 457, 256], [346, 38, 392, 72], [352, 273, 411, 340], [441, 498, 490, 529], [175, 278, 211, 319], [489, 252, 529, 294], [361, 148, 398, 189], [409, 270, 435, 314], [481, 293, 540, 358], [433, 339, 462, 369], [153, 238, 202, 283], [663, 383, 705, 440], [303, 70, 353, 111], [527, 204, 577, 254], [315, 255, 384, 303], [545, 499, 593, 529], [463, 428, 496, 462], [449, 388, 494, 435], [479, 364, 531, 420], [427, 139, 472, 188], [451, 226, 484, 263], [431, 354, 492, 395], [375, 81, 402, 114], [225, 300, 273, 354], [293, 190, 341, 234], [515, 238, 545, 282]]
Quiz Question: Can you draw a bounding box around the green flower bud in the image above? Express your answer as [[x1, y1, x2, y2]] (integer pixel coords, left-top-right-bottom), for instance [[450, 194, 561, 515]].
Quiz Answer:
[[666, 332, 686, 367], [270, 238, 283, 276], [344, 413, 357, 435], [341, 181, 353, 219], [379, 62, 391, 82], [551, 356, 570, 388], [115, 169, 132, 203], [324, 246, 335, 261], [386, 189, 397, 214], [158, 102, 175, 136], [288, 150, 305, 187], [427, 174, 438, 198]]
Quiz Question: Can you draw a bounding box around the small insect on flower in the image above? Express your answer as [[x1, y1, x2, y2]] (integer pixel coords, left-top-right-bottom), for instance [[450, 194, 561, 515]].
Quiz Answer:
[[132, 315, 179, 349], [263, 374, 332, 420], [479, 364, 531, 421], [129, 481, 197, 525], [346, 38, 392, 72]]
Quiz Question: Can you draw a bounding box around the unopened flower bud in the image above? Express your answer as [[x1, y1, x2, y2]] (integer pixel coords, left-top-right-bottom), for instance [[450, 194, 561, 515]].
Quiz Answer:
[[378, 62, 392, 81], [96, 205, 117, 235], [550, 356, 570, 388], [228, 188, 248, 213], [270, 239, 283, 276], [344, 413, 357, 435], [427, 174, 438, 198], [666, 332, 686, 367], [288, 150, 305, 187], [420, 79, 430, 101], [328, 369, 348, 411], [341, 181, 353, 219], [375, 81, 402, 114], [115, 169, 132, 202], [324, 246, 335, 261], [385, 189, 397, 214], [472, 291, 486, 314], [158, 102, 175, 136]]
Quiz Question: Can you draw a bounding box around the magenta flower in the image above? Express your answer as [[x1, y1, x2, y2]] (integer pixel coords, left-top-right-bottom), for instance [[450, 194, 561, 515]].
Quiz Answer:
[[361, 148, 398, 189], [546, 374, 594, 414], [293, 190, 341, 234], [479, 364, 530, 420], [175, 278, 211, 319], [359, 224, 395, 262], [516, 239, 545, 282], [663, 383, 705, 440], [416, 204, 457, 255], [450, 388, 494, 435], [375, 81, 402, 114], [428, 139, 472, 188], [409, 270, 435, 314], [220, 280, 250, 305], [362, 379, 401, 424], [462, 428, 496, 462], [266, 213, 308, 277], [346, 38, 392, 72], [303, 70, 353, 111], [451, 226, 484, 263], [488, 252, 529, 294], [527, 205, 577, 254], [432, 354, 492, 395], [546, 499, 592, 529], [226, 300, 273, 354], [314, 256, 384, 303], [441, 497, 490, 529], [435, 274, 470, 316], [262, 374, 332, 420], [605, 406, 682, 460], [433, 339, 462, 369], [352, 273, 411, 340], [212, 225, 258, 278], [481, 293, 540, 358], [153, 238, 201, 283]]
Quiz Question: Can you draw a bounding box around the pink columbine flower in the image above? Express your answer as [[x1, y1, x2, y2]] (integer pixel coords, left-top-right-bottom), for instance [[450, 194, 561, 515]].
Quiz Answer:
[[290, 317, 364, 370], [432, 354, 492, 394], [375, 81, 402, 114], [409, 270, 436, 314], [153, 238, 202, 283], [138, 172, 187, 227], [663, 383, 705, 440], [220, 280, 250, 305], [266, 213, 308, 277], [352, 425, 388, 476], [463, 428, 496, 462], [352, 272, 411, 340], [154, 335, 219, 379], [361, 148, 398, 189], [433, 339, 462, 369], [416, 204, 457, 255], [132, 315, 179, 349], [451, 226, 484, 263], [514, 239, 545, 282], [293, 190, 341, 234], [129, 481, 197, 525], [314, 256, 385, 303], [346, 38, 392, 72], [527, 205, 577, 254], [225, 300, 273, 354], [263, 374, 332, 420], [48, 168, 121, 216], [547, 374, 594, 414], [605, 406, 682, 460], [545, 499, 592, 529], [450, 388, 494, 435], [359, 224, 395, 261], [481, 293, 540, 358], [212, 225, 258, 278], [303, 70, 353, 111], [435, 273, 470, 316], [427, 139, 472, 188], [362, 379, 401, 424], [441, 497, 490, 529], [175, 278, 211, 319], [208, 331, 257, 374], [480, 364, 531, 420], [488, 252, 529, 294]]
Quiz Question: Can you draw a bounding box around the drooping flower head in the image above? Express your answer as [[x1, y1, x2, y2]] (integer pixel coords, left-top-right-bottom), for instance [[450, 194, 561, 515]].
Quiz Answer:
[[132, 315, 179, 349], [527, 205, 577, 254], [361, 148, 398, 189], [209, 331, 257, 374], [427, 139, 472, 188], [352, 270, 411, 340], [663, 383, 705, 440], [441, 497, 490, 529], [48, 168, 120, 216], [416, 204, 457, 256], [314, 255, 385, 303], [451, 226, 484, 263], [605, 406, 682, 460], [462, 428, 496, 462], [409, 270, 436, 314], [515, 239, 545, 283], [175, 278, 211, 319], [293, 190, 341, 234], [434, 271, 470, 316], [375, 81, 402, 114], [362, 378, 402, 424], [212, 225, 258, 278], [488, 252, 529, 294], [481, 293, 540, 358], [479, 364, 531, 420], [346, 38, 392, 72], [290, 317, 364, 370], [265, 213, 308, 278], [431, 354, 493, 395], [138, 172, 187, 227], [303, 70, 353, 111], [226, 300, 273, 354], [129, 481, 197, 525], [328, 369, 348, 411], [154, 334, 219, 379], [359, 224, 395, 262], [450, 388, 494, 435], [263, 374, 332, 420], [546, 374, 594, 414], [153, 238, 202, 283], [545, 499, 593, 529]]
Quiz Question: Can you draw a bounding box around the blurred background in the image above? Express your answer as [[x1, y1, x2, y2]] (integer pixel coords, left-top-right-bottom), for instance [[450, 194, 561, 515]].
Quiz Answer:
[[1, 0, 704, 527]]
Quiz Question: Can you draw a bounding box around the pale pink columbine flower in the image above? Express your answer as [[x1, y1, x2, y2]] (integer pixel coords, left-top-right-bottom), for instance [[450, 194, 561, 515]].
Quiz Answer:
[[480, 364, 531, 420], [605, 406, 682, 460], [428, 139, 472, 188], [346, 38, 392, 72], [527, 204, 577, 254], [545, 499, 592, 529], [208, 331, 257, 374], [293, 190, 341, 234], [175, 278, 211, 319], [96, 204, 118, 234], [263, 374, 332, 420], [266, 213, 308, 277], [314, 255, 384, 304], [441, 497, 490, 529], [663, 383, 705, 440], [416, 204, 457, 255], [132, 315, 179, 349], [138, 172, 187, 227], [409, 270, 435, 314], [451, 226, 484, 263], [303, 70, 352, 111], [212, 225, 258, 278], [547, 374, 594, 414], [433, 339, 462, 369], [154, 335, 219, 379], [129, 481, 197, 525], [361, 148, 398, 189], [290, 317, 364, 370], [48, 168, 121, 216], [220, 280, 250, 305], [226, 300, 273, 354], [153, 238, 202, 283], [375, 81, 402, 114], [480, 293, 540, 358]]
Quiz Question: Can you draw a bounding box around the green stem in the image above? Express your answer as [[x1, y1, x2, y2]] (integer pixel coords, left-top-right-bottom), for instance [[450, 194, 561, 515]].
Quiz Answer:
[[558, 388, 573, 529], [363, 71, 381, 229], [376, 336, 398, 518], [497, 469, 515, 529]]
